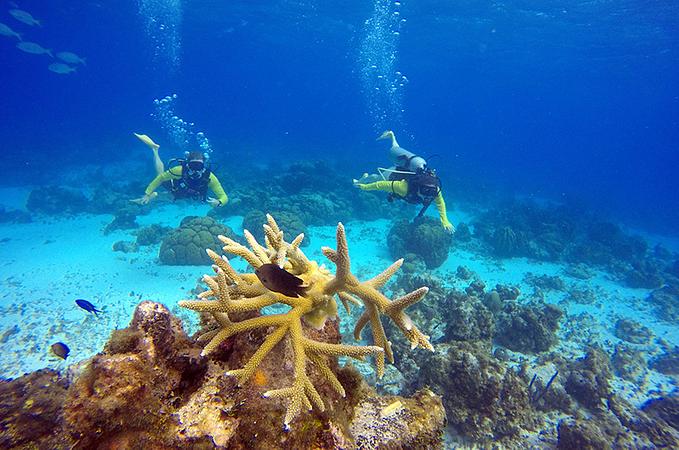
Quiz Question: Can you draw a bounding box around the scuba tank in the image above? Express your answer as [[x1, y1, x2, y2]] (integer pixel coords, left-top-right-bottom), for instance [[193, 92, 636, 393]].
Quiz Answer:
[[389, 144, 428, 173]]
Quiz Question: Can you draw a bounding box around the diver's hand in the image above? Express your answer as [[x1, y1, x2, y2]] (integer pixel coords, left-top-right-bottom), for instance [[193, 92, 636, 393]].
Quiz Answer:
[[355, 183, 369, 190], [442, 220, 455, 234], [207, 197, 222, 207], [131, 193, 156, 205]]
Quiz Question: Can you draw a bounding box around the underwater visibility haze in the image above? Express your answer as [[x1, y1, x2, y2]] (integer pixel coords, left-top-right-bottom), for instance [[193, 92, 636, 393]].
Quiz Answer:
[[1, 0, 679, 448]]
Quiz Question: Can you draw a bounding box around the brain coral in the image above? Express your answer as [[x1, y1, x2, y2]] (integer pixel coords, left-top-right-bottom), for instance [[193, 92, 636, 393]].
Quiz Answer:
[[159, 216, 240, 265], [388, 218, 453, 269]]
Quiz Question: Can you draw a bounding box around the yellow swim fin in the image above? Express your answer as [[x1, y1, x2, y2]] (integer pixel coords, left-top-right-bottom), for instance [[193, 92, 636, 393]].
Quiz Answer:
[[377, 130, 393, 141], [134, 133, 160, 151]]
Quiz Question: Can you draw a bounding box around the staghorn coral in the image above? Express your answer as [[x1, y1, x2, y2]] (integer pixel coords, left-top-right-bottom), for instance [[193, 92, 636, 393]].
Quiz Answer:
[[179, 214, 433, 428]]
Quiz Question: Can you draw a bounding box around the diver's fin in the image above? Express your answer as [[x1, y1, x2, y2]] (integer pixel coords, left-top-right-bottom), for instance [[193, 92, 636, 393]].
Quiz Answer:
[[134, 133, 160, 151], [377, 130, 398, 148], [377, 130, 393, 141]]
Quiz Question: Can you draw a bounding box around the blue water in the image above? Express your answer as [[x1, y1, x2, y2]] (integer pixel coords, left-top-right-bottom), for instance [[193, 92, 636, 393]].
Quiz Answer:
[[3, 0, 678, 233], [1, 0, 676, 233]]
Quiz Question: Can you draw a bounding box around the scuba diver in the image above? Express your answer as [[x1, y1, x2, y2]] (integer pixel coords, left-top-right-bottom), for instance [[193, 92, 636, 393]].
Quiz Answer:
[[131, 133, 228, 207], [354, 130, 455, 233]]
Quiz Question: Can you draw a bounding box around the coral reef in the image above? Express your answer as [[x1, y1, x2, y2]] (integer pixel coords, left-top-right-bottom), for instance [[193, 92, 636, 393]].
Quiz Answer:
[[647, 283, 679, 322], [179, 214, 434, 427], [557, 420, 610, 450], [387, 217, 452, 269], [242, 209, 307, 247], [0, 369, 71, 449], [214, 160, 400, 226], [159, 216, 240, 265], [650, 346, 679, 375], [495, 301, 563, 354], [103, 206, 139, 235], [524, 272, 566, 292], [405, 341, 538, 443], [0, 300, 446, 448], [135, 224, 172, 246], [614, 318, 653, 345], [490, 225, 525, 257], [564, 347, 612, 411], [112, 240, 138, 253], [612, 343, 647, 382], [452, 222, 471, 242], [0, 206, 31, 223], [442, 290, 495, 342], [26, 186, 90, 215]]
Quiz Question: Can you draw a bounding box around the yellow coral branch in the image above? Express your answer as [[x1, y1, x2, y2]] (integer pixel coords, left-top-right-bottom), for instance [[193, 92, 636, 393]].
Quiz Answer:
[[180, 215, 434, 427], [227, 324, 289, 385]]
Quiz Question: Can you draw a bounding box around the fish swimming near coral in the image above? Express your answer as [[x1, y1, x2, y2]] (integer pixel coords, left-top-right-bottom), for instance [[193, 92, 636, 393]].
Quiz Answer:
[[255, 263, 308, 298], [75, 299, 101, 316], [16, 41, 52, 57], [48, 62, 76, 74], [56, 51, 86, 66], [50, 342, 70, 360], [0, 22, 22, 41], [9, 8, 41, 27]]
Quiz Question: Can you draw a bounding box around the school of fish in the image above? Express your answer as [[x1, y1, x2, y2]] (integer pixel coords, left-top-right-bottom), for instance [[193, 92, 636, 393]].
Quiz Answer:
[[2, 6, 86, 75]]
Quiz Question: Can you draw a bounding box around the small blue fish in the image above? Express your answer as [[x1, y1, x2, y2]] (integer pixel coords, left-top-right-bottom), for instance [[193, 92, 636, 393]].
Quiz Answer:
[[75, 299, 101, 316]]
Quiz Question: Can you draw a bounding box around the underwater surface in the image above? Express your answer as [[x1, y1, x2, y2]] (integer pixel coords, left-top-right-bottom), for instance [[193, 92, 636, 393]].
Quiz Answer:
[[1, 0, 678, 448]]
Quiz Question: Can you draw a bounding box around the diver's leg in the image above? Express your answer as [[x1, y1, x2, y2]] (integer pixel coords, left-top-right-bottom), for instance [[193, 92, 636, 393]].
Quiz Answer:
[[152, 148, 164, 175], [133, 133, 164, 175]]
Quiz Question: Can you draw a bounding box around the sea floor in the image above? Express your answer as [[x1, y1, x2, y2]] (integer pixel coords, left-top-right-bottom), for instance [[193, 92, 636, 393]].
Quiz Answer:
[[1, 185, 678, 445]]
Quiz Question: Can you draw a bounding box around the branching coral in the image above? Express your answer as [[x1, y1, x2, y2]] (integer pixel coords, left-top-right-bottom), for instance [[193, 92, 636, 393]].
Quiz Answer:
[[179, 214, 433, 427]]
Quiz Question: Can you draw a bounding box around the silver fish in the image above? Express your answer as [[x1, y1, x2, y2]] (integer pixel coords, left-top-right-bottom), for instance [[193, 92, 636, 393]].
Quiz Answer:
[[16, 41, 52, 57], [9, 9, 41, 27], [56, 51, 86, 66], [48, 62, 76, 74], [0, 22, 22, 41]]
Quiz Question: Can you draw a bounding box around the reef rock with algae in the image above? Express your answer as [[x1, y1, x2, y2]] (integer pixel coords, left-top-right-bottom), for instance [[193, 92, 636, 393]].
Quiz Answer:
[[0, 299, 446, 449], [179, 214, 435, 428]]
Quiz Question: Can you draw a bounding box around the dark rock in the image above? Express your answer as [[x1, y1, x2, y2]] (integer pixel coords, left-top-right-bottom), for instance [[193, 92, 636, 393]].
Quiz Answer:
[[0, 206, 31, 223], [453, 222, 471, 242], [442, 290, 495, 342], [611, 343, 647, 382], [649, 347, 679, 375], [495, 302, 563, 354], [524, 273, 566, 291], [614, 318, 653, 345], [647, 284, 679, 322], [564, 347, 612, 411], [557, 420, 611, 450], [103, 207, 139, 235], [410, 341, 537, 443], [26, 186, 89, 215], [0, 369, 72, 449], [136, 224, 171, 246], [112, 240, 138, 253]]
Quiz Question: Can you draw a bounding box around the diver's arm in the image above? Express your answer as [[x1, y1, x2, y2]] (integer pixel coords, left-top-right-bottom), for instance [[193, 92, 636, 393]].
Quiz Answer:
[[144, 170, 176, 195], [434, 191, 455, 232], [357, 180, 408, 197], [207, 173, 229, 206]]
